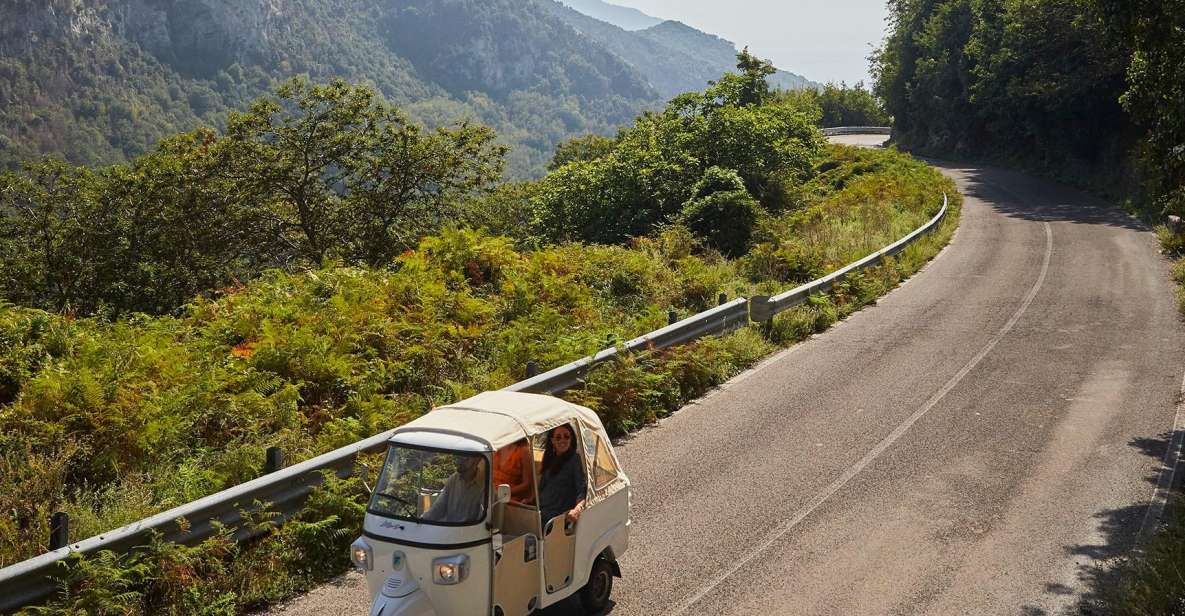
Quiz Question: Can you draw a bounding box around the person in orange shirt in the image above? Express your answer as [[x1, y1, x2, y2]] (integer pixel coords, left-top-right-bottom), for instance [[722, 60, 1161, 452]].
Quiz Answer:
[[492, 439, 535, 504]]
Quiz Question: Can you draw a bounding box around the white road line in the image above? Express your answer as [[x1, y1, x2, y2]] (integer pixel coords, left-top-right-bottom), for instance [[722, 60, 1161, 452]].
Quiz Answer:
[[666, 221, 1054, 616], [1138, 367, 1185, 541]]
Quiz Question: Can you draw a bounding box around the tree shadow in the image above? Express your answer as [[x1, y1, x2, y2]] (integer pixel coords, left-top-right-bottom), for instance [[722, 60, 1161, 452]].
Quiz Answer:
[[539, 596, 616, 615], [928, 161, 1150, 232], [1055, 429, 1183, 615]]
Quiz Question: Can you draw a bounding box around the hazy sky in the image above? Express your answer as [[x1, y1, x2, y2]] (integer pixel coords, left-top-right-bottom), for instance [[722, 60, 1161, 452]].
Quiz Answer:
[[609, 0, 890, 85]]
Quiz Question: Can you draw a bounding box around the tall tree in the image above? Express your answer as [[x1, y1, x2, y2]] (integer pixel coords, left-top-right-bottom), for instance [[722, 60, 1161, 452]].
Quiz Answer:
[[218, 78, 506, 266], [1095, 0, 1185, 214]]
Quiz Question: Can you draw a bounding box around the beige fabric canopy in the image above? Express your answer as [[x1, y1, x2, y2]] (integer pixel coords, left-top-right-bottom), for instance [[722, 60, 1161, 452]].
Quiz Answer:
[[392, 391, 606, 451]]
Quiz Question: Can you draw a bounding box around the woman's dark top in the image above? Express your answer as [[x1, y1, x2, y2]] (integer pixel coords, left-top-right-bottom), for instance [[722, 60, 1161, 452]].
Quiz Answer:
[[538, 452, 586, 525]]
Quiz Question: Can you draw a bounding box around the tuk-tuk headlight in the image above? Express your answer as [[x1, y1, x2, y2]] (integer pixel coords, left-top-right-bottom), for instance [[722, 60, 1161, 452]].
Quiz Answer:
[[432, 554, 469, 585], [350, 538, 373, 571]]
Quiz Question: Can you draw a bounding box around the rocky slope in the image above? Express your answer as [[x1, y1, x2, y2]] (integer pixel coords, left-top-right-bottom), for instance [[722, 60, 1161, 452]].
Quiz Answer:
[[543, 1, 815, 99]]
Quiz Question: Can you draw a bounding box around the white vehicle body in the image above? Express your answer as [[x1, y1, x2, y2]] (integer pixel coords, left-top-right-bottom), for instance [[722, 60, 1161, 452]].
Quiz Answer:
[[351, 391, 630, 616]]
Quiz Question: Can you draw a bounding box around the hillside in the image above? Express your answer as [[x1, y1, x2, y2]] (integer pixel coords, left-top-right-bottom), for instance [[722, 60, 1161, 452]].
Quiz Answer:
[[0, 0, 659, 177], [559, 0, 663, 30], [543, 2, 815, 99]]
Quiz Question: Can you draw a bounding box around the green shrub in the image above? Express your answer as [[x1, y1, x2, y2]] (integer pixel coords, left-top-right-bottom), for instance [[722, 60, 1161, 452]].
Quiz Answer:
[[680, 167, 761, 258]]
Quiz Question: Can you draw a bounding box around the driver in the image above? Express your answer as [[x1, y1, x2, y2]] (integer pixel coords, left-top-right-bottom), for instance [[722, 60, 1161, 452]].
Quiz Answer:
[[423, 456, 487, 523]]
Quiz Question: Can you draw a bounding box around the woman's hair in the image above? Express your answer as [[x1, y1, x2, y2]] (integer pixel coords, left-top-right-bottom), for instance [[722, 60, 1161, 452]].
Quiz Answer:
[[540, 424, 576, 477]]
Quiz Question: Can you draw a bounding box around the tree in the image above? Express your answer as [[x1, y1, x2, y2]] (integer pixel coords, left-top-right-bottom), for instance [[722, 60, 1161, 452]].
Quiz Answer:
[[872, 0, 1131, 192], [706, 48, 777, 108], [1096, 0, 1185, 214], [679, 167, 760, 257], [0, 79, 509, 315], [548, 134, 617, 171], [218, 78, 506, 265], [531, 57, 820, 246], [0, 160, 96, 311]]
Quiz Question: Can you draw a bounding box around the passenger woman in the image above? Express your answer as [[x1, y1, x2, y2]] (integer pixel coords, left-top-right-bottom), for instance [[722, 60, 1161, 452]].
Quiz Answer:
[[537, 424, 586, 526]]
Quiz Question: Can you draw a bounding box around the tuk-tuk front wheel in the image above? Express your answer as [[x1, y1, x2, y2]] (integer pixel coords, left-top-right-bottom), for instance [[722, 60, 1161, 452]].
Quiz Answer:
[[579, 557, 614, 613]]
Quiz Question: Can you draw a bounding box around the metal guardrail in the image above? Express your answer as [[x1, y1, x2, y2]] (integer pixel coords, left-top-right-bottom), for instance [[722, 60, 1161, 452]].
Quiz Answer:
[[822, 126, 892, 136], [0, 189, 947, 613], [504, 298, 751, 395], [0, 429, 398, 611], [751, 194, 948, 322]]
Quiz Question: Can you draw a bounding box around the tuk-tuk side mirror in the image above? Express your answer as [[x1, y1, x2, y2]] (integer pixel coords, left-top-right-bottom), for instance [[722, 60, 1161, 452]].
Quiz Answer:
[[494, 483, 511, 505]]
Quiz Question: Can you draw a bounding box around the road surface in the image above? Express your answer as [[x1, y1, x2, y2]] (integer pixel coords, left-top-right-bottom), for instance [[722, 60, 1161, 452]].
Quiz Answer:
[[269, 134, 1185, 616]]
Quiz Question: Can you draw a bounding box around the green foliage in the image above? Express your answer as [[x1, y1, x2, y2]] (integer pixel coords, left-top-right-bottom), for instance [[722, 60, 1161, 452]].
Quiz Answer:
[[1095, 0, 1185, 216], [871, 0, 1152, 200], [679, 167, 761, 257], [220, 78, 505, 265], [531, 51, 822, 246], [778, 82, 890, 128], [742, 144, 955, 285], [20, 473, 367, 616], [549, 134, 618, 171], [0, 80, 505, 315]]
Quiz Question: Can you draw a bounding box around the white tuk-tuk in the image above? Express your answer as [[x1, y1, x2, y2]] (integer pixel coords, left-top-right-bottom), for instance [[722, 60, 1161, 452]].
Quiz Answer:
[[350, 391, 631, 616]]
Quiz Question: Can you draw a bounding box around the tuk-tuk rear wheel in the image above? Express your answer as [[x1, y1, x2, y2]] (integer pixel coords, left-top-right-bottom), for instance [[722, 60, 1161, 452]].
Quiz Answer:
[[579, 557, 614, 613]]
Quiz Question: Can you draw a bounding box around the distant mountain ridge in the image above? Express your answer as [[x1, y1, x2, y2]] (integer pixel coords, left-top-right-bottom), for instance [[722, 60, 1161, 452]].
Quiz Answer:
[[543, 1, 816, 99], [558, 0, 663, 30]]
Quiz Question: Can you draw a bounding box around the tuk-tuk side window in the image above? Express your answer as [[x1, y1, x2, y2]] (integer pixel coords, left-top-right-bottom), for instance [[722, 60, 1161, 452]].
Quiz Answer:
[[369, 445, 488, 526], [591, 433, 620, 490]]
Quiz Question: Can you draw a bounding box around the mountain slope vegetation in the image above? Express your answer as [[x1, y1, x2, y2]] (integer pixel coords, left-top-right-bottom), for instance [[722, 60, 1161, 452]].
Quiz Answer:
[[0, 0, 659, 178]]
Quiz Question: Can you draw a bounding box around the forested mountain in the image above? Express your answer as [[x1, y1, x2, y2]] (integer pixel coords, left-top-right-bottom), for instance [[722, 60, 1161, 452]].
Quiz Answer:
[[543, 1, 815, 99], [559, 0, 663, 30], [0, 0, 660, 177]]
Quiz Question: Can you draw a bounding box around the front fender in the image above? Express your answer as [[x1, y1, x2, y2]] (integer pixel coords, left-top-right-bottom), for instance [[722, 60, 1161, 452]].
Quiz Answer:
[[369, 588, 436, 616]]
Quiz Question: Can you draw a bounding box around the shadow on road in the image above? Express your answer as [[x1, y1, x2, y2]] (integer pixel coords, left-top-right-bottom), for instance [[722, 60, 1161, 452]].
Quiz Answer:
[[940, 165, 1150, 232], [539, 597, 616, 615], [1018, 429, 1183, 616]]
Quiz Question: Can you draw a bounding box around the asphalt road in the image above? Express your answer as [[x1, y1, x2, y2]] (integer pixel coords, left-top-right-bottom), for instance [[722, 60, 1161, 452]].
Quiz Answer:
[[269, 135, 1185, 616]]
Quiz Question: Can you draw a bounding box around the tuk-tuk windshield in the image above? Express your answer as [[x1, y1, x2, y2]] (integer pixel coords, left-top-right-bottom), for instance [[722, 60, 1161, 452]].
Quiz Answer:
[[369, 445, 489, 526]]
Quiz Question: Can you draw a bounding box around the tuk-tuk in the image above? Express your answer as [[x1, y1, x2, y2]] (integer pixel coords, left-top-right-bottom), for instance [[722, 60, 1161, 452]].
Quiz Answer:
[[350, 391, 631, 616]]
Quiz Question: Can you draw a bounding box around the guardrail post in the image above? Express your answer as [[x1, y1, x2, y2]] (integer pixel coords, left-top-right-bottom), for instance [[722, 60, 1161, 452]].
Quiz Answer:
[[526, 361, 539, 378], [265, 447, 284, 474], [750, 296, 774, 338], [718, 292, 727, 306], [668, 310, 677, 325], [49, 512, 68, 550]]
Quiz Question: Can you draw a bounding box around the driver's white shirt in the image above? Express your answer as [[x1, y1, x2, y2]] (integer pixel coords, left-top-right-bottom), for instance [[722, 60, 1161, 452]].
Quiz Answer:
[[424, 472, 484, 523]]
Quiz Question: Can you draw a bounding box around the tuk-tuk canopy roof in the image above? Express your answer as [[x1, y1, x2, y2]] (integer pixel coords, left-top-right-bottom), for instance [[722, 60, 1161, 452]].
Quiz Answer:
[[391, 391, 606, 452]]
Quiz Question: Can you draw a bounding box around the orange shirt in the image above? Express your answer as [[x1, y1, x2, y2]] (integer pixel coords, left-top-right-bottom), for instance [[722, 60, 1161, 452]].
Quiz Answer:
[[492, 442, 533, 502]]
